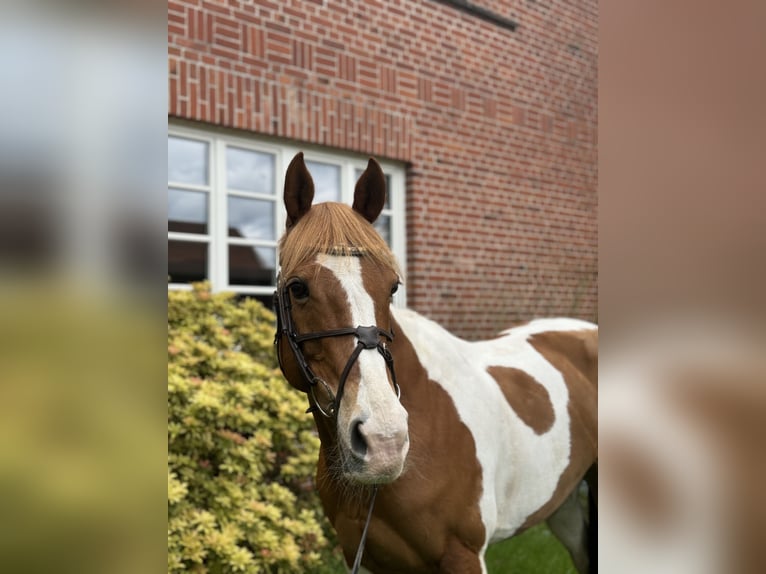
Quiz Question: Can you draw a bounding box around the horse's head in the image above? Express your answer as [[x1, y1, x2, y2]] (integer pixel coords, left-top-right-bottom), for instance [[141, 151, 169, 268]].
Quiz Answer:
[[275, 152, 409, 484]]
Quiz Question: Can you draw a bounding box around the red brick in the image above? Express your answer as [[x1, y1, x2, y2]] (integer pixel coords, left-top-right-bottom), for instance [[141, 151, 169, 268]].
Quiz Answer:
[[168, 0, 598, 338]]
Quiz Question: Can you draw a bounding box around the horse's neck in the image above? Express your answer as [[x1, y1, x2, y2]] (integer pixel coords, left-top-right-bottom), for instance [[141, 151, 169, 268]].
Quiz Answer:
[[388, 309, 436, 387], [390, 307, 473, 375], [391, 306, 468, 348]]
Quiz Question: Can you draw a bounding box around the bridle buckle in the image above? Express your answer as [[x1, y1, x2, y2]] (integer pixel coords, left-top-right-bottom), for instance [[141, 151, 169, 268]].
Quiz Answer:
[[355, 325, 381, 349]]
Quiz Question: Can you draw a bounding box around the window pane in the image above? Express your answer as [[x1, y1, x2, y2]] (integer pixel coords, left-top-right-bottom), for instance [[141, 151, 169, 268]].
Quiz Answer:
[[168, 137, 208, 185], [355, 169, 391, 209], [226, 147, 275, 193], [306, 160, 340, 203], [168, 240, 208, 283], [374, 214, 391, 245], [168, 188, 207, 234], [229, 245, 276, 286], [227, 196, 274, 240]]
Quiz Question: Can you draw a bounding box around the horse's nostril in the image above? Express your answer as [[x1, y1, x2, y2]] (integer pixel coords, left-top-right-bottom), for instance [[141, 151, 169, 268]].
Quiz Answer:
[[350, 419, 368, 459]]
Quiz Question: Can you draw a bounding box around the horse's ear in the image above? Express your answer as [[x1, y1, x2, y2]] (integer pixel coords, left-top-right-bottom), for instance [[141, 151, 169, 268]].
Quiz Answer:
[[284, 152, 314, 229], [353, 158, 386, 224]]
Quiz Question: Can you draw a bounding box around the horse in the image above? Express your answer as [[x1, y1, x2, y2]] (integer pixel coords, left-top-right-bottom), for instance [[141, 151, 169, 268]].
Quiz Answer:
[[273, 152, 598, 574]]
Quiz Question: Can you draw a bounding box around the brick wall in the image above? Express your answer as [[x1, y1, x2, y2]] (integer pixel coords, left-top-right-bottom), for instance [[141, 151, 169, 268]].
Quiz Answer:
[[168, 0, 598, 339]]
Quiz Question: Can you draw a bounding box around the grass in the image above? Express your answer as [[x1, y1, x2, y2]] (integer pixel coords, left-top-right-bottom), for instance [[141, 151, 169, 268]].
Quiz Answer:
[[316, 522, 575, 573], [486, 523, 576, 574]]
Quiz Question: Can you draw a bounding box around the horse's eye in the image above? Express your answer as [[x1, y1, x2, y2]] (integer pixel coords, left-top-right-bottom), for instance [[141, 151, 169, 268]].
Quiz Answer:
[[390, 282, 400, 296], [289, 280, 310, 300]]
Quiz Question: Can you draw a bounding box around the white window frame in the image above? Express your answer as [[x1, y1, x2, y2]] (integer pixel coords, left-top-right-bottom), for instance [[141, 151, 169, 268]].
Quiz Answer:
[[168, 124, 408, 307]]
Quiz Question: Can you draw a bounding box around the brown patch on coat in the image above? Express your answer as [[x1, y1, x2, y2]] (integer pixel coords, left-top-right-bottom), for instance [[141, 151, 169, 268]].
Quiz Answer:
[[487, 366, 555, 434], [520, 328, 599, 529], [316, 317, 486, 573]]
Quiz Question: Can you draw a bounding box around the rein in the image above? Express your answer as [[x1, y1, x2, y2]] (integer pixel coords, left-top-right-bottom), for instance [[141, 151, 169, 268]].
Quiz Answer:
[[351, 485, 378, 574]]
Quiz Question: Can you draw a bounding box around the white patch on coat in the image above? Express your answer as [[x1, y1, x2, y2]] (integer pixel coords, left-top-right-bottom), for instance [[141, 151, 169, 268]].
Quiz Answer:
[[317, 254, 408, 440], [392, 308, 596, 548]]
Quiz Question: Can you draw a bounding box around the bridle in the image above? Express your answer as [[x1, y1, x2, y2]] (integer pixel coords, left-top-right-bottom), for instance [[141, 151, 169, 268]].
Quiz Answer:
[[272, 275, 401, 418], [272, 274, 401, 573]]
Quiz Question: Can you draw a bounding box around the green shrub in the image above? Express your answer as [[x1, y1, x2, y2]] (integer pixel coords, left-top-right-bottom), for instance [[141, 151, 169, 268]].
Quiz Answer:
[[168, 283, 342, 573]]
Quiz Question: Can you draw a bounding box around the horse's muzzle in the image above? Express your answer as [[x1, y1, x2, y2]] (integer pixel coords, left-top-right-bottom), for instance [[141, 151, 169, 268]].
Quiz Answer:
[[345, 420, 410, 484]]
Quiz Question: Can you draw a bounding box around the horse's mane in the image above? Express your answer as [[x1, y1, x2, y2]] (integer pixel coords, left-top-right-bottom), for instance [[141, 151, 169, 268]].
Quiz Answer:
[[278, 202, 401, 280]]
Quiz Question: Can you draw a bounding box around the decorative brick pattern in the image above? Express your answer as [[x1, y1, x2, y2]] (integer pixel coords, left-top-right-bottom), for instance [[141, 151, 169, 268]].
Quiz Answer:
[[169, 0, 598, 339]]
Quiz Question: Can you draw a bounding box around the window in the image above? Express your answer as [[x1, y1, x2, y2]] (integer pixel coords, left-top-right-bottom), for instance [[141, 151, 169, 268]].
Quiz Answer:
[[168, 125, 407, 308]]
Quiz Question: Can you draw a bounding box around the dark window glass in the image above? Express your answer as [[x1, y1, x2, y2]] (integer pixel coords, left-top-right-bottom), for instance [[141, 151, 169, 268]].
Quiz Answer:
[[228, 245, 276, 286], [168, 240, 207, 283]]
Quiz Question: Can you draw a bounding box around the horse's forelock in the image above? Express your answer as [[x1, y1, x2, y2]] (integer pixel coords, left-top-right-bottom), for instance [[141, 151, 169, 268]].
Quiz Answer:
[[278, 202, 400, 281]]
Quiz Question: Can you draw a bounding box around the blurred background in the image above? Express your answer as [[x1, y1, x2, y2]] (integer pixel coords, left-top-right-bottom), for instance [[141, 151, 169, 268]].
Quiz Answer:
[[0, 1, 166, 573], [599, 1, 766, 572]]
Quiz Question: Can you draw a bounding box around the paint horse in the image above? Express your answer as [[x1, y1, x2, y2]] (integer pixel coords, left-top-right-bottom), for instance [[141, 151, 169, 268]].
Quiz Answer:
[[274, 153, 598, 574]]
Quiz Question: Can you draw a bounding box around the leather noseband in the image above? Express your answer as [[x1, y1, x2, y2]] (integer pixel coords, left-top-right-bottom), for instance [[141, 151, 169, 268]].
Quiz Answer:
[[273, 279, 400, 418]]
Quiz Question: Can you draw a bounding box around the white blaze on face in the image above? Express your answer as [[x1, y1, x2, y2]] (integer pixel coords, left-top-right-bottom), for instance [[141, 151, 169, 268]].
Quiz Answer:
[[317, 254, 409, 466]]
